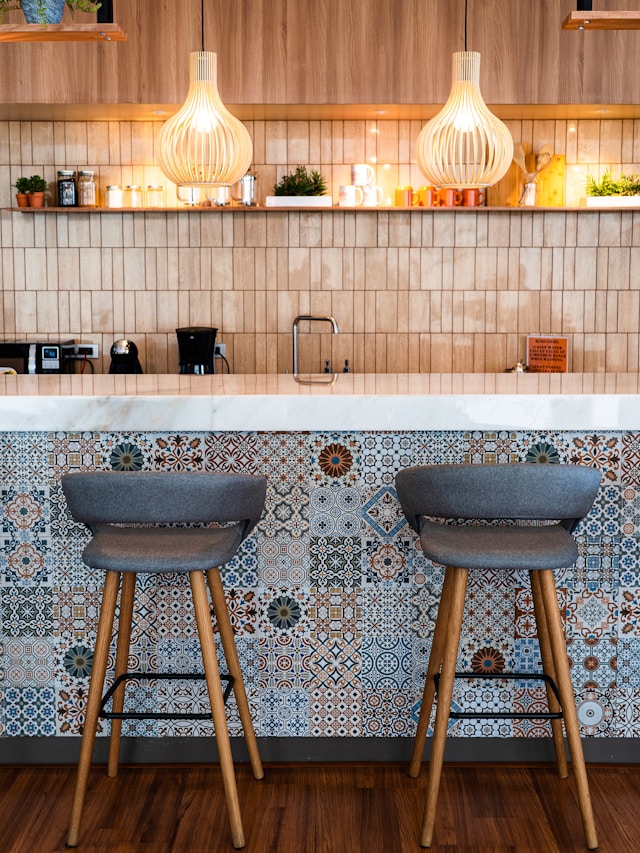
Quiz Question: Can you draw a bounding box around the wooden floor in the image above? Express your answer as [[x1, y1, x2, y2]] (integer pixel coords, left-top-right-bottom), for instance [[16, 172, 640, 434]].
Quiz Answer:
[[1, 761, 638, 852]]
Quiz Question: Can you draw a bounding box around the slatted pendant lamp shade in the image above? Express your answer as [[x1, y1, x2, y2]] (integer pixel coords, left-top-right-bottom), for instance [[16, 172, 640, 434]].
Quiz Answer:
[[156, 51, 252, 189], [416, 51, 514, 189]]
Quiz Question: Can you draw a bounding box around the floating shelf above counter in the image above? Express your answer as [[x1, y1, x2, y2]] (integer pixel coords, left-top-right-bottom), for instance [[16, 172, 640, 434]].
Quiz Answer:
[[0, 204, 601, 213], [0, 23, 126, 42]]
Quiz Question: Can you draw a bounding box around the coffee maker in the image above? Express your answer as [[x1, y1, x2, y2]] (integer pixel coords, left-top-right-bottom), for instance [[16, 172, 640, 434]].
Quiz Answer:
[[176, 327, 217, 374], [109, 338, 143, 374]]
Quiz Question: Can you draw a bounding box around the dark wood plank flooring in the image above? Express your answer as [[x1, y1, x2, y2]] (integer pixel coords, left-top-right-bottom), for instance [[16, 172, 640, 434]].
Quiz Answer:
[[0, 762, 638, 852]]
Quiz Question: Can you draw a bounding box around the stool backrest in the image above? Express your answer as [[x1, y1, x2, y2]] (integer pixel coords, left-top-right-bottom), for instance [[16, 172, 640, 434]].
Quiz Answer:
[[62, 471, 267, 538], [395, 463, 601, 534]]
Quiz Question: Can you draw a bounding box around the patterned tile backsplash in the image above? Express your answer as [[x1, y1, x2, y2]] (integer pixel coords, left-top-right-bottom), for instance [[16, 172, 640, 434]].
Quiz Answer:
[[1, 429, 638, 743]]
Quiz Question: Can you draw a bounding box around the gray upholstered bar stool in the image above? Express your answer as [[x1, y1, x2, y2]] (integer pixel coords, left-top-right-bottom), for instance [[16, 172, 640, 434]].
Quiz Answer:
[[395, 463, 601, 851], [61, 471, 267, 850]]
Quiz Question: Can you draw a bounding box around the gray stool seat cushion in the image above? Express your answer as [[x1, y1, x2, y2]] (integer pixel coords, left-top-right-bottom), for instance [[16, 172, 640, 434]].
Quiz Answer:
[[61, 470, 267, 574], [396, 462, 601, 571], [82, 525, 245, 573], [418, 520, 578, 570]]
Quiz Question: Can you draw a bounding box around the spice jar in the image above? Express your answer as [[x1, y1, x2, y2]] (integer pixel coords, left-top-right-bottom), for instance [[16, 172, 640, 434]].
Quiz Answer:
[[77, 170, 97, 207], [146, 185, 164, 208], [57, 170, 76, 207], [123, 185, 143, 208], [104, 185, 123, 209]]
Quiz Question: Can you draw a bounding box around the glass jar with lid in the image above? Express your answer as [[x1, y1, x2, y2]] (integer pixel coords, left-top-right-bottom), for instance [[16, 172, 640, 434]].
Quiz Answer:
[[104, 185, 123, 209], [123, 185, 143, 208], [57, 170, 76, 207], [146, 185, 165, 208], [77, 170, 97, 207]]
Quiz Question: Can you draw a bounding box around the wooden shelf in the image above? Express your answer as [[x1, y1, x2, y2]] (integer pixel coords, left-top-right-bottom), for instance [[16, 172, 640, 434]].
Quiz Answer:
[[562, 11, 640, 30], [0, 23, 126, 42], [4, 205, 613, 214]]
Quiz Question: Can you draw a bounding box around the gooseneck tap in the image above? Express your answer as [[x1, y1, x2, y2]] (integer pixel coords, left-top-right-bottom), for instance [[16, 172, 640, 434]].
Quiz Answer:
[[292, 315, 339, 375]]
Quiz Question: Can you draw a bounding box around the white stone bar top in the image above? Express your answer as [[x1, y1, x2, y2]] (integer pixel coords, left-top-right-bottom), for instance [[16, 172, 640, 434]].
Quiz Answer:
[[1, 372, 640, 432]]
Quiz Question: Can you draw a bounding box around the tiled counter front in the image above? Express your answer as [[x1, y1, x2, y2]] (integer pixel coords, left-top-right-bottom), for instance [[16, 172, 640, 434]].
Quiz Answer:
[[0, 426, 636, 746]]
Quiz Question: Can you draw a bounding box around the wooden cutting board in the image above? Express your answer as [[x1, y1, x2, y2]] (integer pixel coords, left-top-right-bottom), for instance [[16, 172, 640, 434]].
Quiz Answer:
[[488, 152, 565, 207], [536, 155, 565, 207]]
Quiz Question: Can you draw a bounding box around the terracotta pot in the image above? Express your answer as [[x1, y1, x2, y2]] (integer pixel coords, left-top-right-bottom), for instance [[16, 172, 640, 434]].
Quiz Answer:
[[15, 193, 29, 208], [28, 192, 45, 208]]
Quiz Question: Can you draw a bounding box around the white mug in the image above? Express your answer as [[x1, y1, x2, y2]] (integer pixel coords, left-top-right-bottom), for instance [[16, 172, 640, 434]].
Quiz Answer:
[[362, 185, 384, 207], [350, 163, 375, 186], [339, 185, 364, 207]]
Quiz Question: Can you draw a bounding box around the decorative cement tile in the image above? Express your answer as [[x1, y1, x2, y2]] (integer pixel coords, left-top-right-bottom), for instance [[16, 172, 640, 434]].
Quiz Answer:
[[309, 536, 359, 588], [361, 635, 412, 690]]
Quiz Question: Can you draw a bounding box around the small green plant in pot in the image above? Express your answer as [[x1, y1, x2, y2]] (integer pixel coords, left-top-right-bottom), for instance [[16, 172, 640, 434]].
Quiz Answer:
[[586, 170, 640, 196], [13, 176, 31, 207], [0, 0, 101, 25], [27, 174, 48, 208], [267, 165, 332, 207], [273, 166, 328, 196], [586, 170, 640, 207]]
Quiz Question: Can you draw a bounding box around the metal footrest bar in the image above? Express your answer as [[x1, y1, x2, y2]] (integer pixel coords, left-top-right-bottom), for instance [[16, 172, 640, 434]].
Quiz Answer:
[[433, 671, 564, 720], [99, 671, 235, 721]]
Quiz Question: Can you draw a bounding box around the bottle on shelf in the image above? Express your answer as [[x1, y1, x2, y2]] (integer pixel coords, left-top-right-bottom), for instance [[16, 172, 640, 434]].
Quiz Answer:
[[57, 170, 76, 207], [77, 171, 97, 207]]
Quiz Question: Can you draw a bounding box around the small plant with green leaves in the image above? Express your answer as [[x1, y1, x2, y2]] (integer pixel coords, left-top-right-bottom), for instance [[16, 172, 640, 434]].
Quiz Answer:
[[13, 176, 31, 194], [0, 1, 21, 23], [0, 0, 101, 24], [28, 175, 48, 193], [273, 166, 328, 196], [586, 170, 640, 196], [65, 0, 102, 18]]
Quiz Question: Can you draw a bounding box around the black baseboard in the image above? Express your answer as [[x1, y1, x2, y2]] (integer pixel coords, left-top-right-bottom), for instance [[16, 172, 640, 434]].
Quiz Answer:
[[1, 736, 637, 765]]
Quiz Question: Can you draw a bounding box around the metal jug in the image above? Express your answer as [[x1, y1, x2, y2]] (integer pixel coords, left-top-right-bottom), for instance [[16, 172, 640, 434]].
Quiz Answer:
[[232, 173, 258, 206]]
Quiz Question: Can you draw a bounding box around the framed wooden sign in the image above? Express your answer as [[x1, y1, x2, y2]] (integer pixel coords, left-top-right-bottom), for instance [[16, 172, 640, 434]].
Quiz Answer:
[[526, 335, 569, 373]]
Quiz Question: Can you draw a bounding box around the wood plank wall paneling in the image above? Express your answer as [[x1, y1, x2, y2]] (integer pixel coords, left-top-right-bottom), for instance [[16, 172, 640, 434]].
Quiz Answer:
[[2, 0, 640, 106]]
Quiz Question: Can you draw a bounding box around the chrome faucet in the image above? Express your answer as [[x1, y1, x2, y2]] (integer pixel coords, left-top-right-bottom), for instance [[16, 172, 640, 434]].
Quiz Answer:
[[292, 315, 339, 374]]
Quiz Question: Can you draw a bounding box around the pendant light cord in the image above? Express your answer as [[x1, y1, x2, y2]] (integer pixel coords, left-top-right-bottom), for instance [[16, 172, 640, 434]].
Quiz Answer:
[[464, 0, 468, 51], [201, 0, 205, 52]]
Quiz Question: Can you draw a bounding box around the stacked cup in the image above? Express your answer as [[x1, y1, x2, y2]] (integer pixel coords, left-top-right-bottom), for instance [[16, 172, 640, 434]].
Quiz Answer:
[[339, 164, 384, 208]]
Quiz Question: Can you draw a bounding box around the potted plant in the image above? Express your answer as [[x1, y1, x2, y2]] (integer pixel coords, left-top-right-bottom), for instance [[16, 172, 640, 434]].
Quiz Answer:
[[266, 165, 332, 208], [13, 176, 31, 207], [585, 170, 640, 208], [27, 174, 48, 207], [0, 0, 101, 25]]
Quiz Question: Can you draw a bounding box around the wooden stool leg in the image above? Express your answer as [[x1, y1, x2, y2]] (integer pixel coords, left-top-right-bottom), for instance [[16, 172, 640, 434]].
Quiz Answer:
[[409, 566, 456, 778], [190, 570, 245, 850], [538, 569, 598, 851], [207, 567, 264, 781], [421, 566, 468, 849], [107, 571, 136, 778], [67, 570, 121, 848], [530, 570, 568, 779]]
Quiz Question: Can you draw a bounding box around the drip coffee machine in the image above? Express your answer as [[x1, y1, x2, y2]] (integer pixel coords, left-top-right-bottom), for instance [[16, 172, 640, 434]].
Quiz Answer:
[[176, 327, 217, 374]]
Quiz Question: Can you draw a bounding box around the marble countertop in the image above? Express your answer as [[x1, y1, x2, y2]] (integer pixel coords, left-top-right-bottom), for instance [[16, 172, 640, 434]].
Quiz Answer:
[[1, 372, 640, 432]]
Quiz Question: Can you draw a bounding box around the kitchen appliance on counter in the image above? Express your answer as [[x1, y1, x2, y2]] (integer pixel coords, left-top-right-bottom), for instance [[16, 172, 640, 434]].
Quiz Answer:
[[0, 341, 72, 374], [109, 338, 143, 374], [176, 327, 217, 374]]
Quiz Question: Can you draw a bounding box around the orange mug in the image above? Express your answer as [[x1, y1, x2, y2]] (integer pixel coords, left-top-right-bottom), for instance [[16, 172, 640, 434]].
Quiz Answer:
[[462, 188, 486, 207], [438, 188, 463, 207], [418, 185, 440, 207], [395, 186, 419, 207]]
